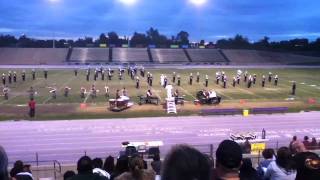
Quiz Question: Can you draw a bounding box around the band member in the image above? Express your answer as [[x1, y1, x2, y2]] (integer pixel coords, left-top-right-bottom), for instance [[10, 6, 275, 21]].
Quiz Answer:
[[237, 75, 241, 85], [22, 70, 26, 81], [232, 76, 236, 87], [94, 70, 97, 81], [268, 72, 272, 82], [86, 72, 90, 81], [104, 85, 109, 98], [80, 87, 86, 98], [216, 72, 220, 84], [8, 71, 12, 84], [101, 69, 105, 80], [13, 72, 17, 83], [164, 77, 168, 88], [247, 76, 252, 88], [146, 89, 152, 103], [244, 71, 248, 82], [221, 71, 225, 82], [223, 76, 227, 88], [119, 71, 123, 80], [196, 72, 200, 83], [122, 87, 127, 96], [174, 89, 179, 104], [32, 69, 36, 80], [136, 76, 140, 89], [205, 74, 209, 87], [74, 69, 78, 76], [149, 74, 153, 86], [172, 72, 176, 83], [50, 88, 57, 99], [262, 75, 266, 87], [147, 72, 151, 84], [64, 86, 71, 97], [274, 75, 279, 86], [91, 85, 97, 99], [116, 89, 120, 99], [140, 66, 145, 77], [292, 82, 296, 95], [2, 73, 5, 85], [177, 74, 181, 86], [44, 69, 48, 79], [189, 73, 193, 85], [253, 74, 257, 84], [3, 86, 9, 100]]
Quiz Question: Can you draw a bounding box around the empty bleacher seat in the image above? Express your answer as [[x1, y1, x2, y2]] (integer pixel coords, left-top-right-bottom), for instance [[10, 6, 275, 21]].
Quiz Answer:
[[112, 48, 149, 63], [151, 49, 188, 63]]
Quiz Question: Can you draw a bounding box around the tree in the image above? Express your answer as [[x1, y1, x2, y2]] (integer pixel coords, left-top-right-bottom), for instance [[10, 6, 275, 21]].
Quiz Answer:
[[99, 33, 108, 44], [130, 32, 148, 47], [176, 31, 189, 45], [108, 31, 119, 46]]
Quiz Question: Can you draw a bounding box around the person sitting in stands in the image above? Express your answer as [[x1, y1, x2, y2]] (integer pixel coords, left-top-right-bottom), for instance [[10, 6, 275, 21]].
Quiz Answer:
[[110, 155, 129, 180], [264, 147, 297, 180], [64, 171, 76, 180], [0, 146, 9, 180], [93, 158, 110, 179], [211, 140, 243, 180], [115, 155, 155, 180], [103, 156, 115, 176], [70, 156, 107, 180], [162, 144, 210, 180], [257, 148, 275, 179]]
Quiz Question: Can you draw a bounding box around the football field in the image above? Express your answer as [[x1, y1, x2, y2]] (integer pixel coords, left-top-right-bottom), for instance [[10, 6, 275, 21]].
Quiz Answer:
[[0, 67, 320, 120]]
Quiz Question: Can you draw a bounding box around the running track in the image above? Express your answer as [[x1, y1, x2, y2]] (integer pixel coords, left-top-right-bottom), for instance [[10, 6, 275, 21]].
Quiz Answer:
[[1, 112, 320, 164]]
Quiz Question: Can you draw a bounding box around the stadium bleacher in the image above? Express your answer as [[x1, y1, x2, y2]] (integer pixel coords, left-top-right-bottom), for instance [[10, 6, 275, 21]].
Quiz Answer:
[[0, 48, 68, 65], [112, 48, 150, 63], [69, 48, 109, 63], [187, 49, 227, 63], [151, 49, 189, 63]]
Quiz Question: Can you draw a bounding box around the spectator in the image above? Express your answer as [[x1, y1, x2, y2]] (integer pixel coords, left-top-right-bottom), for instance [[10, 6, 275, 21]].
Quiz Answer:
[[10, 160, 24, 178], [15, 164, 33, 180], [64, 171, 76, 180], [110, 155, 129, 180], [93, 158, 111, 179], [70, 156, 107, 180], [239, 158, 259, 180], [264, 147, 296, 180], [302, 136, 310, 150], [0, 146, 9, 180], [103, 156, 115, 175], [115, 155, 154, 180], [309, 138, 318, 150], [294, 152, 320, 180], [212, 140, 242, 180], [289, 136, 306, 154], [257, 148, 275, 179], [162, 144, 210, 180], [242, 139, 251, 154], [151, 153, 161, 175], [289, 136, 298, 153]]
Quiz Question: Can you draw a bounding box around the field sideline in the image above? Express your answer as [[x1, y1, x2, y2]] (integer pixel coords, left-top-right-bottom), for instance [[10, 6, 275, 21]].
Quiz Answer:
[[0, 67, 319, 120]]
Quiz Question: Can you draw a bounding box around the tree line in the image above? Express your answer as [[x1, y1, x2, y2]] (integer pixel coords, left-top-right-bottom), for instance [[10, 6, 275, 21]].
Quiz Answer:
[[0, 27, 319, 52]]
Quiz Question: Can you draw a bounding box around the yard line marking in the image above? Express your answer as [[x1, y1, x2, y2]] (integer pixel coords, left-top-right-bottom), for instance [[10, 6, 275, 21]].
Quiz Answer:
[[178, 86, 196, 99], [214, 89, 234, 100]]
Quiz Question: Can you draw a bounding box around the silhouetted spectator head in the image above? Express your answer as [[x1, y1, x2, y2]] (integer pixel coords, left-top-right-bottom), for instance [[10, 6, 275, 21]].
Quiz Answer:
[[276, 147, 296, 173], [304, 136, 309, 141], [293, 136, 297, 141], [63, 170, 76, 180], [151, 153, 161, 175], [10, 160, 24, 178], [128, 156, 145, 180], [115, 155, 129, 174], [93, 158, 103, 169], [103, 156, 115, 174], [162, 144, 210, 180], [77, 156, 93, 174], [239, 158, 258, 180], [262, 149, 275, 160], [216, 140, 243, 169], [294, 152, 320, 180], [0, 146, 9, 180]]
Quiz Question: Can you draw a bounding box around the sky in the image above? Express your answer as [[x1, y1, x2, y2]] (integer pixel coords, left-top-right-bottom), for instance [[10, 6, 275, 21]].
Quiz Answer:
[[0, 0, 319, 42]]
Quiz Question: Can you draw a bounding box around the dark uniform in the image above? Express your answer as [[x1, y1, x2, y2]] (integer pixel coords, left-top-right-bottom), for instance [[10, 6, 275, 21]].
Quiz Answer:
[[136, 77, 140, 89], [13, 72, 17, 83], [232, 77, 236, 87], [292, 82, 296, 95], [3, 86, 9, 100], [205, 75, 209, 87], [101, 70, 105, 81], [22, 71, 26, 81], [8, 72, 12, 84], [149, 75, 153, 86], [74, 69, 78, 76], [237, 75, 241, 85], [32, 70, 36, 80], [64, 87, 70, 97], [247, 77, 252, 88], [216, 74, 220, 85], [80, 87, 85, 98], [262, 75, 266, 87], [223, 78, 227, 88], [196, 72, 200, 83], [253, 74, 257, 84], [268, 72, 272, 83], [274, 75, 278, 86], [172, 72, 176, 83], [189, 73, 193, 85], [2, 74, 5, 85], [44, 70, 48, 79], [164, 78, 167, 88], [244, 71, 248, 82], [177, 75, 181, 86], [51, 89, 57, 99], [28, 87, 35, 100]]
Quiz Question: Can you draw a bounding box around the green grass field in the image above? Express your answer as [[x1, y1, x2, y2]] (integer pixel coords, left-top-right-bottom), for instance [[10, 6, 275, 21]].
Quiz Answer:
[[0, 68, 320, 120]]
